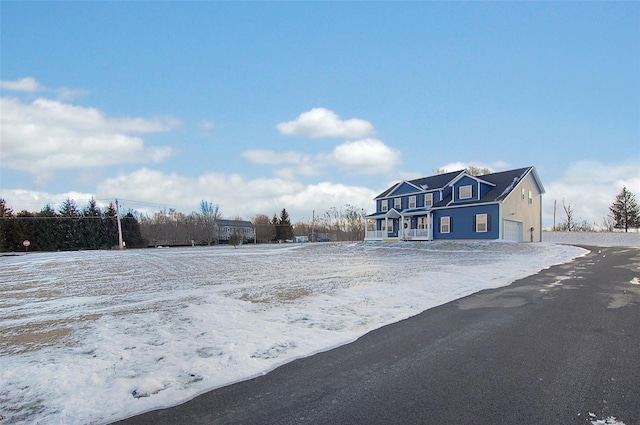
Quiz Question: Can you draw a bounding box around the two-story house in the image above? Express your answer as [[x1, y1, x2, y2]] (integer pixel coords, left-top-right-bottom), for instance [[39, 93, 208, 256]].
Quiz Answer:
[[217, 219, 256, 244], [365, 166, 544, 242]]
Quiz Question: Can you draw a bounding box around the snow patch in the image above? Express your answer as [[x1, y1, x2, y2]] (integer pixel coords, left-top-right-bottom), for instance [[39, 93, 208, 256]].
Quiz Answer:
[[0, 241, 587, 424], [589, 412, 626, 425]]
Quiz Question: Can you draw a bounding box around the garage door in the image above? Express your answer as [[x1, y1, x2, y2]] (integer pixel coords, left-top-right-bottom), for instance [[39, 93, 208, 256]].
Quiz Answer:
[[503, 220, 523, 242]]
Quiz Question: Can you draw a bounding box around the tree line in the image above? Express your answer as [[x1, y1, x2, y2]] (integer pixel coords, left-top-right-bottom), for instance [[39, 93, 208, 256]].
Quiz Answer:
[[555, 187, 640, 232], [1, 195, 370, 252], [0, 198, 145, 252], [140, 204, 368, 246]]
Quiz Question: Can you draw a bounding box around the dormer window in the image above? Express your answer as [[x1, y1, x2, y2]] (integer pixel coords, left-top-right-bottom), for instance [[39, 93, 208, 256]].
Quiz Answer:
[[459, 185, 472, 199], [394, 198, 402, 209]]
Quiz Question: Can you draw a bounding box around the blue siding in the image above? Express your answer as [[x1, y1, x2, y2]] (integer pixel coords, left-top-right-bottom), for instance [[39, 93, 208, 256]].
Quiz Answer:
[[451, 175, 480, 203], [432, 204, 500, 240], [391, 182, 420, 196], [479, 181, 494, 198]]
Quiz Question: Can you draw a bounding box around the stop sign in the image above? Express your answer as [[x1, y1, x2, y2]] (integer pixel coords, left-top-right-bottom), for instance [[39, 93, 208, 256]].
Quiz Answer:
[[23, 240, 30, 247]]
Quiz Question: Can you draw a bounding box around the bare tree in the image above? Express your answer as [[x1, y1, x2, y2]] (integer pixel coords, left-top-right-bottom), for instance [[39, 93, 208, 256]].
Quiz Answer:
[[252, 214, 275, 243], [198, 200, 220, 245], [561, 200, 575, 232], [465, 166, 491, 176]]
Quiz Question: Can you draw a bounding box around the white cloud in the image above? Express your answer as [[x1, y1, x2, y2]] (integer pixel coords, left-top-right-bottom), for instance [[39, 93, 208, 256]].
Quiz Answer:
[[277, 107, 374, 139], [331, 139, 401, 174], [0, 77, 89, 100], [437, 160, 510, 174], [242, 150, 310, 165], [0, 97, 178, 175], [0, 188, 98, 213], [543, 160, 640, 229], [94, 168, 376, 220], [200, 120, 215, 130], [0, 77, 43, 92], [242, 150, 323, 177]]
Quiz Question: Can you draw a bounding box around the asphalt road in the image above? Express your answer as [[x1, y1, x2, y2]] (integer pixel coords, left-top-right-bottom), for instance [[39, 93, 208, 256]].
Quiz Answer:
[[114, 246, 640, 425]]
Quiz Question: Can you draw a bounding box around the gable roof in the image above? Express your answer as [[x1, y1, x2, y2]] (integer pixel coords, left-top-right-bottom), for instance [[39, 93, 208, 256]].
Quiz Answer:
[[375, 166, 543, 208], [375, 170, 463, 199], [432, 166, 541, 207]]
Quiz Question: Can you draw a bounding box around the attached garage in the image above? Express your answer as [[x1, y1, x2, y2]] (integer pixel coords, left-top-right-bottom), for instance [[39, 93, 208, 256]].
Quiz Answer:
[[503, 220, 523, 242]]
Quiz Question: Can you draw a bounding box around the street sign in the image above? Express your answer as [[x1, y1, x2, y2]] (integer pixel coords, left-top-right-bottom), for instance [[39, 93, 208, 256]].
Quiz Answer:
[[23, 240, 30, 247]]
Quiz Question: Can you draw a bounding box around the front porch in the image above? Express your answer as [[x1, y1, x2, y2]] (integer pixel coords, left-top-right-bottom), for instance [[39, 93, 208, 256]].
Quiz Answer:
[[364, 228, 432, 241], [364, 209, 433, 242]]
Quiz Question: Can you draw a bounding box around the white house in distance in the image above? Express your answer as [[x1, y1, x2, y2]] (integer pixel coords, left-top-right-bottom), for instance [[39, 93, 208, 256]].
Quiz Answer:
[[365, 166, 545, 242], [217, 219, 256, 243]]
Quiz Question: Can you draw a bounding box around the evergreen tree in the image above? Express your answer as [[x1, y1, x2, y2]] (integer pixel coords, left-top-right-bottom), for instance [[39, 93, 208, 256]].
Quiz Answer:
[[277, 208, 294, 241], [59, 199, 81, 250], [609, 187, 640, 232], [271, 213, 280, 241], [0, 198, 16, 252], [36, 204, 59, 251], [102, 203, 119, 248], [121, 212, 147, 248], [15, 210, 36, 251], [82, 198, 103, 249]]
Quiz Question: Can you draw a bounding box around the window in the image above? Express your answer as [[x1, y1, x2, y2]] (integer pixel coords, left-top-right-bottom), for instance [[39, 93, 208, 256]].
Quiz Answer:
[[476, 214, 488, 232], [394, 198, 402, 209], [409, 195, 416, 209], [440, 216, 451, 233], [425, 193, 433, 207], [522, 188, 526, 200], [418, 217, 427, 229], [381, 200, 388, 212], [459, 185, 472, 199], [387, 220, 394, 232], [528, 190, 533, 204]]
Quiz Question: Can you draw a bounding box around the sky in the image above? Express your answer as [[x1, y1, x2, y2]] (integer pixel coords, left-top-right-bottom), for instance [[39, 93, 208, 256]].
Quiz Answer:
[[1, 2, 639, 229], [1, 241, 588, 424]]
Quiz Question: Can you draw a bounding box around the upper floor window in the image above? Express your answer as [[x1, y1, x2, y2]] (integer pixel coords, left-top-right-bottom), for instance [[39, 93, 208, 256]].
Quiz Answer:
[[440, 216, 451, 233], [459, 185, 472, 199], [394, 198, 402, 209], [528, 190, 533, 204], [408, 196, 416, 209], [381, 200, 389, 212], [425, 193, 433, 207], [475, 214, 488, 232]]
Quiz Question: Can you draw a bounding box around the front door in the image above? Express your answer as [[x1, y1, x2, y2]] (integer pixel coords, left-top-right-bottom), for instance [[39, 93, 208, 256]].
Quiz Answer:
[[402, 217, 411, 239]]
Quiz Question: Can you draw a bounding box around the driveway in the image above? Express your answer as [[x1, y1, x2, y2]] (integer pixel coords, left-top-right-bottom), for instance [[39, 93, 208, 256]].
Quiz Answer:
[[114, 246, 640, 425]]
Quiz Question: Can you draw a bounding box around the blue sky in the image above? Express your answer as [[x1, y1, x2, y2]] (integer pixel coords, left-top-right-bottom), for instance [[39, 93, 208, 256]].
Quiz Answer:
[[1, 2, 638, 228]]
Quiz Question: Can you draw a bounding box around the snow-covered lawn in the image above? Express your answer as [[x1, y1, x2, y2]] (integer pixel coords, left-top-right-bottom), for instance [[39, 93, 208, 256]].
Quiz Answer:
[[0, 238, 620, 424], [543, 230, 640, 247]]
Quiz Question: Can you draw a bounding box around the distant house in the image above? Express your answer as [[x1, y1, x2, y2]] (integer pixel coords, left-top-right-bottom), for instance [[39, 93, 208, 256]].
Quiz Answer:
[[217, 219, 256, 244], [292, 235, 309, 243], [364, 166, 544, 242]]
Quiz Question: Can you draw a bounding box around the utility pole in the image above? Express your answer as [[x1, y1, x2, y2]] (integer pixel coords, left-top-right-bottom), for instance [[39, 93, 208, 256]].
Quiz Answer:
[[115, 199, 124, 250]]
